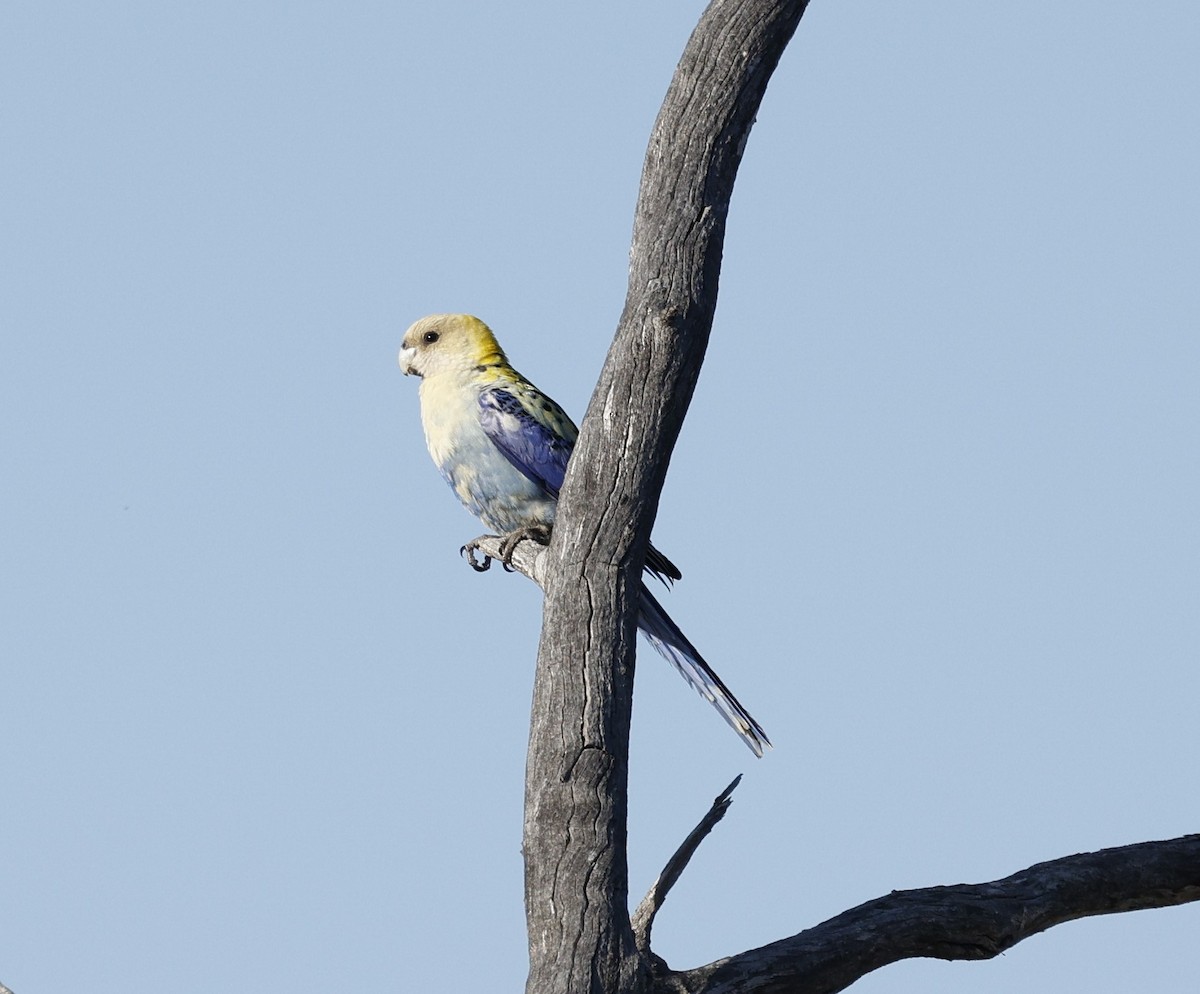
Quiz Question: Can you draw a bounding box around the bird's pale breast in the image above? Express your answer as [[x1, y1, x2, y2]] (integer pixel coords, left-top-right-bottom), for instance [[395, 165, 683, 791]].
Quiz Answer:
[[418, 373, 556, 533]]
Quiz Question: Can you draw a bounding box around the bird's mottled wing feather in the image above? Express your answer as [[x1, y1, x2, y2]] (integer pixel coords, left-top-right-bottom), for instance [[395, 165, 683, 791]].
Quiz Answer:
[[478, 381, 681, 584], [478, 385, 575, 497]]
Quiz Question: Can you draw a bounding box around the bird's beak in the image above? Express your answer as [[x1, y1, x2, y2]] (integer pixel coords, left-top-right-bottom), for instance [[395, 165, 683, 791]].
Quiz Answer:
[[398, 346, 419, 376]]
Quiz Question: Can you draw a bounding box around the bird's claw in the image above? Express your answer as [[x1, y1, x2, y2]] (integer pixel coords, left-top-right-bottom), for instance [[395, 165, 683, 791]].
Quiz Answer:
[[460, 527, 551, 574], [497, 526, 552, 568], [460, 538, 495, 573]]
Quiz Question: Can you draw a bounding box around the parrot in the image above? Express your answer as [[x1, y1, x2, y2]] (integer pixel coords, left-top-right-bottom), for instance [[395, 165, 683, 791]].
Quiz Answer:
[[398, 313, 771, 756]]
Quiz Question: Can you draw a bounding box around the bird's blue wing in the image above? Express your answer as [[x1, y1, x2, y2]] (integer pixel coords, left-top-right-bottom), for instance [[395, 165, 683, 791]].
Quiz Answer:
[[478, 386, 575, 497], [478, 382, 681, 584]]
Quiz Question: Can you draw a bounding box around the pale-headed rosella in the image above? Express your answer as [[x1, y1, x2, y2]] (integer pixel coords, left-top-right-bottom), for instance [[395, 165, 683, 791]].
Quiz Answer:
[[398, 313, 771, 756]]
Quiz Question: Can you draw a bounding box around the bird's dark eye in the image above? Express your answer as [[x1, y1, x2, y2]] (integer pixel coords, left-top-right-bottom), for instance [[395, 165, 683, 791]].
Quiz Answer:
[[423, 331, 440, 344]]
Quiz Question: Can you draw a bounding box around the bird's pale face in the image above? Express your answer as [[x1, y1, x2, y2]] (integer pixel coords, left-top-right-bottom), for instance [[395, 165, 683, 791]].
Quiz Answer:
[[398, 313, 504, 379]]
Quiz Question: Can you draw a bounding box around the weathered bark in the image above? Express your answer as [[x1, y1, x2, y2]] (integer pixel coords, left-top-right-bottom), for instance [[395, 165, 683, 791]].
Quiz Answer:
[[522, 2, 810, 992], [498, 1, 1200, 993]]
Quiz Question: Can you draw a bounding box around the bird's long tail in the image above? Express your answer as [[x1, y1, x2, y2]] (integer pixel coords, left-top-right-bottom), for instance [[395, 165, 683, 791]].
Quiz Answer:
[[636, 583, 772, 757]]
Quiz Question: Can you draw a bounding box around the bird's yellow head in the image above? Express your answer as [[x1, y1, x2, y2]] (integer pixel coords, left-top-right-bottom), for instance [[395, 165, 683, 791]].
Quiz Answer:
[[398, 314, 507, 379]]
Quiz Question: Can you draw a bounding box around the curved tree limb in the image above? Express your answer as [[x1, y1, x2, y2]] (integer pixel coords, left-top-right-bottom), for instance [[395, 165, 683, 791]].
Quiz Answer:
[[523, 2, 811, 992], [673, 833, 1200, 994]]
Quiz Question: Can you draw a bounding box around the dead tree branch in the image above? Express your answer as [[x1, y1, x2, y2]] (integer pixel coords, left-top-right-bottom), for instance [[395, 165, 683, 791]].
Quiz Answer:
[[633, 776, 744, 955], [672, 833, 1200, 994]]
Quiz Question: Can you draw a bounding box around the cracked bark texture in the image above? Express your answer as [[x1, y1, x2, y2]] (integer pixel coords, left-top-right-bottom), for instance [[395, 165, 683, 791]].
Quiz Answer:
[[514, 2, 1199, 993], [523, 3, 810, 993]]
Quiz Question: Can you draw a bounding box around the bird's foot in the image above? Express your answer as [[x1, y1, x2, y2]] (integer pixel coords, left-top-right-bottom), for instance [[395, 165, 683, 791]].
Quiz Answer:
[[460, 536, 498, 572], [498, 525, 552, 570]]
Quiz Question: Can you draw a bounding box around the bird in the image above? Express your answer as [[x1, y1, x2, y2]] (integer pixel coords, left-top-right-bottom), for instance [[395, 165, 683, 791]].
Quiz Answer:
[[398, 313, 771, 756]]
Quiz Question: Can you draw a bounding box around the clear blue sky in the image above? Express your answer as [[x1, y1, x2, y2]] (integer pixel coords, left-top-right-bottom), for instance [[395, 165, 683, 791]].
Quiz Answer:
[[3, 3, 1197, 992]]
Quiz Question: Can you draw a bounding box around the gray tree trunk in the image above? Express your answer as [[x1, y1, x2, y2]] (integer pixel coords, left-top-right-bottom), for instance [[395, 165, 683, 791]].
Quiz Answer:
[[525, 3, 809, 991]]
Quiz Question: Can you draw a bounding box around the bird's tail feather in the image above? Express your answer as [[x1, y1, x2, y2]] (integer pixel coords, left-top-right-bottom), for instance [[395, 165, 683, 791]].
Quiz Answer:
[[636, 583, 772, 757]]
